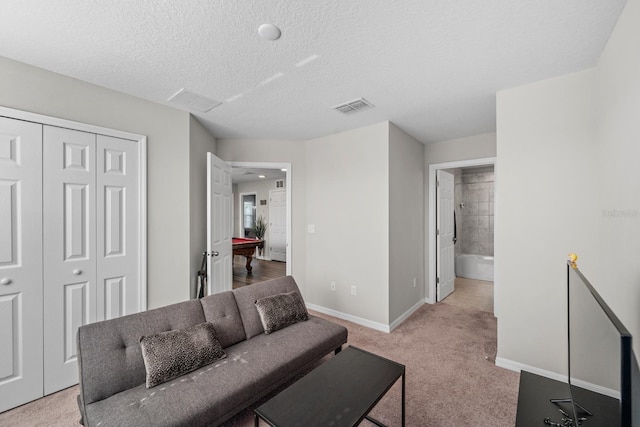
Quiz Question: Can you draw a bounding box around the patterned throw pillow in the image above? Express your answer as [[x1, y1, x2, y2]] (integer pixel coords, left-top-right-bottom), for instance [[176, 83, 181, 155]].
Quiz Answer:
[[255, 291, 309, 334], [140, 322, 226, 388]]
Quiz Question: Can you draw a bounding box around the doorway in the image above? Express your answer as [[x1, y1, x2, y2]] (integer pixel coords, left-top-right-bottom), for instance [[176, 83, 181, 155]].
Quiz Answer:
[[428, 157, 496, 314], [229, 162, 291, 288], [240, 193, 257, 238]]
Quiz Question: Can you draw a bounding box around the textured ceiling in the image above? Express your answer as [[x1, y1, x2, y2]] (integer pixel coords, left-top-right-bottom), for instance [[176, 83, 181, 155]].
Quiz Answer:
[[0, 0, 627, 144]]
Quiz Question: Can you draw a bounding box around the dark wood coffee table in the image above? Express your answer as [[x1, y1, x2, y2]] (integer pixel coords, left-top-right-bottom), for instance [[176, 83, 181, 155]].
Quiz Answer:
[[254, 346, 405, 427]]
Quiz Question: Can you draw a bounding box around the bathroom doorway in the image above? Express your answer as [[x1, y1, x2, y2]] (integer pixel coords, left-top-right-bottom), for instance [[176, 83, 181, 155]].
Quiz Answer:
[[428, 157, 496, 314]]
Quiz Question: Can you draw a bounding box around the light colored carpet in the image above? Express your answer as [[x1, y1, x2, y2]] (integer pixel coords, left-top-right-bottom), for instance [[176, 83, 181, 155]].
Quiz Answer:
[[0, 303, 519, 426]]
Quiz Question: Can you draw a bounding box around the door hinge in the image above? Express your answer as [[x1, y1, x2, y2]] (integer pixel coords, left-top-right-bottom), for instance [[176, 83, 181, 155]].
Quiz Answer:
[[436, 180, 440, 188], [436, 277, 440, 284], [436, 229, 440, 236]]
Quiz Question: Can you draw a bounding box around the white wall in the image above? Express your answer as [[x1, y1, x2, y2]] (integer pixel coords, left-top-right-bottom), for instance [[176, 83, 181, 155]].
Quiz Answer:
[[496, 71, 599, 375], [424, 133, 497, 301], [0, 56, 192, 309], [496, 0, 640, 374], [189, 116, 216, 298], [425, 132, 497, 165], [305, 122, 390, 324], [595, 0, 640, 356], [389, 123, 425, 321]]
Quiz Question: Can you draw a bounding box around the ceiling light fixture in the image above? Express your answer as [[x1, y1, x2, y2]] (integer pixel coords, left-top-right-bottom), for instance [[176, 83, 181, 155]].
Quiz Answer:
[[259, 175, 266, 178], [258, 24, 281, 41]]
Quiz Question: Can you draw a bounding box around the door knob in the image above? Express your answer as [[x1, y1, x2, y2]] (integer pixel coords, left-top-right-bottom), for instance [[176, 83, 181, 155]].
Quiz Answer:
[[73, 269, 82, 275], [0, 278, 11, 285], [210, 251, 219, 257]]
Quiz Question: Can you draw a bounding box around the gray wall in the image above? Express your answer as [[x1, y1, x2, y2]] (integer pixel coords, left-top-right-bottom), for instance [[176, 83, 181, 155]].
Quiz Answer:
[[0, 55, 194, 309], [304, 122, 390, 324], [218, 121, 425, 328], [189, 116, 217, 298], [389, 123, 425, 321]]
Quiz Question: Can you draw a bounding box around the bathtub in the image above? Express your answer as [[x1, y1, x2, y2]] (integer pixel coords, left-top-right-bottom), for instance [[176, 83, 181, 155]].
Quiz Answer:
[[455, 254, 494, 282]]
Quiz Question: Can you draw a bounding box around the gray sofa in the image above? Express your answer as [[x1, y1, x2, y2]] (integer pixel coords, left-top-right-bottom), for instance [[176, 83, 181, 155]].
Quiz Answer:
[[76, 276, 348, 426]]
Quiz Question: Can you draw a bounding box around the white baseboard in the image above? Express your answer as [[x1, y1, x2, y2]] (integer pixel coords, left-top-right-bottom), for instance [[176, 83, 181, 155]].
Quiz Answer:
[[306, 300, 425, 334], [494, 357, 567, 383], [306, 303, 391, 333], [389, 300, 424, 332], [495, 357, 620, 399]]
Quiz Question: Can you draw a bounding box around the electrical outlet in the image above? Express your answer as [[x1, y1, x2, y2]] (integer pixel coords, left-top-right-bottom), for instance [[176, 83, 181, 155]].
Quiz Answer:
[[330, 281, 336, 291], [350, 285, 357, 296], [413, 277, 417, 288]]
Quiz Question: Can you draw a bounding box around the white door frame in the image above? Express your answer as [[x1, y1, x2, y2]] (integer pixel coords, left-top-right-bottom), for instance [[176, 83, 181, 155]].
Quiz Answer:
[[427, 157, 496, 309], [229, 162, 292, 275], [0, 106, 147, 311]]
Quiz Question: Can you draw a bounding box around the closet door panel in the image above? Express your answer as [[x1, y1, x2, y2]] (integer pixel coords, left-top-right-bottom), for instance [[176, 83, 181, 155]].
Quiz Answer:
[[0, 117, 43, 412], [43, 126, 96, 395], [97, 135, 140, 320]]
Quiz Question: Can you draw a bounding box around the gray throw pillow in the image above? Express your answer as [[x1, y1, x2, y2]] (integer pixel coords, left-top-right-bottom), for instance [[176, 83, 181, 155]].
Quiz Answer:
[[255, 291, 309, 334], [140, 322, 226, 388]]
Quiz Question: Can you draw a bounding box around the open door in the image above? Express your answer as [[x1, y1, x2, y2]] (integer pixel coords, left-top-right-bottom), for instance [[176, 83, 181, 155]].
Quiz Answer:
[[206, 153, 232, 294], [436, 170, 455, 301]]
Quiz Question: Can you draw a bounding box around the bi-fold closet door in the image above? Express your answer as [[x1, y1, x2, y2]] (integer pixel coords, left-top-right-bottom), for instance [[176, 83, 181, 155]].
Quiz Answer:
[[0, 115, 142, 411], [0, 117, 43, 413]]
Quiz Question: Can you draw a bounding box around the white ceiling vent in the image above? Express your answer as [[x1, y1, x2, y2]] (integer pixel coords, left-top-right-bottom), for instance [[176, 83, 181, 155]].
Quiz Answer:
[[331, 98, 374, 115], [167, 88, 221, 113]]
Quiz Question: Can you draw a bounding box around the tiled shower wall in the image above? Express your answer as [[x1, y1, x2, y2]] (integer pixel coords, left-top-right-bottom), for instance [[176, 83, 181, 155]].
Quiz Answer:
[[458, 168, 494, 256]]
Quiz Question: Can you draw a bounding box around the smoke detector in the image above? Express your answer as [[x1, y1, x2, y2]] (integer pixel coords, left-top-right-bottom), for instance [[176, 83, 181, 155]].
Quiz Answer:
[[331, 98, 374, 115], [167, 88, 221, 113]]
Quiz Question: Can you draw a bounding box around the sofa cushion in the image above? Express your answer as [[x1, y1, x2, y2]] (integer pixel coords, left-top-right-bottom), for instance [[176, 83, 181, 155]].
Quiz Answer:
[[200, 291, 246, 348], [140, 322, 226, 388], [233, 276, 302, 339], [255, 291, 309, 334], [77, 299, 206, 405]]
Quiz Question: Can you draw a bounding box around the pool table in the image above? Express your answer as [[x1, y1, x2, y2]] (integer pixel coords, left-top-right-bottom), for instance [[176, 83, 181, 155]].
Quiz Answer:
[[232, 237, 264, 273]]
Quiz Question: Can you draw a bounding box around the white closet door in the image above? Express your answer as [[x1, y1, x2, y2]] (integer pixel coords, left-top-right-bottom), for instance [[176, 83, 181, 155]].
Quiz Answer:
[[0, 117, 43, 412], [43, 126, 97, 394], [96, 135, 139, 320]]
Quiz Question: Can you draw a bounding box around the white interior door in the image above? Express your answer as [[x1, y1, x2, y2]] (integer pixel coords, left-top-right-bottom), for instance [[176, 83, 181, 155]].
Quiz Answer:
[[0, 117, 44, 412], [43, 126, 97, 394], [436, 170, 455, 301], [269, 189, 287, 262], [96, 134, 140, 320], [207, 153, 232, 294]]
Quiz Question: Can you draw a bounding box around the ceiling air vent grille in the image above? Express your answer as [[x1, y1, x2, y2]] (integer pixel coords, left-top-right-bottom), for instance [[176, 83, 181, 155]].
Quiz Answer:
[[168, 88, 221, 113], [331, 98, 374, 115]]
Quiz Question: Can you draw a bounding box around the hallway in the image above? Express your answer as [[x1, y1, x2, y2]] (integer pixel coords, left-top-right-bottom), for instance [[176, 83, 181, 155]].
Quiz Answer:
[[441, 277, 494, 313]]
